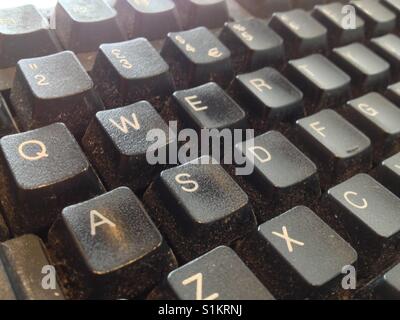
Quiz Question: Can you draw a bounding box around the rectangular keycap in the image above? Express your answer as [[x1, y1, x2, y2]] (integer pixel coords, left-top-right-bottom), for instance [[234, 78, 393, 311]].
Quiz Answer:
[[386, 81, 400, 105], [376, 152, 400, 197], [370, 34, 400, 77]]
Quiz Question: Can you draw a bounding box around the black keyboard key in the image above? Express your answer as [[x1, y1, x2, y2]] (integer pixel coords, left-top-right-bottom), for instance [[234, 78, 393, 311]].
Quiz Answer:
[[269, 9, 328, 58], [174, 0, 229, 29], [344, 92, 400, 160], [161, 27, 233, 89], [235, 206, 357, 299], [171, 82, 247, 131], [54, 0, 125, 53], [236, 0, 291, 18], [0, 123, 104, 235], [219, 19, 285, 73], [232, 67, 304, 130], [234, 131, 320, 222], [91, 38, 175, 109], [143, 156, 257, 262], [48, 187, 177, 299], [376, 152, 400, 197], [370, 34, 400, 78], [386, 81, 400, 105], [0, 259, 15, 300], [350, 0, 396, 37], [0, 5, 60, 68], [374, 263, 400, 299], [150, 246, 274, 300], [295, 0, 326, 10], [296, 109, 372, 188], [115, 0, 180, 40], [287, 54, 351, 113], [82, 101, 174, 192], [311, 2, 366, 47], [0, 234, 64, 300], [0, 94, 17, 138], [332, 43, 391, 94], [10, 51, 103, 139], [323, 174, 400, 255]]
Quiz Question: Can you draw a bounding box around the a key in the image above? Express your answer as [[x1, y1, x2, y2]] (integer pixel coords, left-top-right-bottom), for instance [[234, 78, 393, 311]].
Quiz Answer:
[[0, 259, 15, 300], [219, 19, 285, 73], [91, 38, 175, 110], [232, 67, 304, 131], [236, 0, 291, 18], [0, 211, 9, 242], [171, 82, 247, 131], [149, 246, 275, 300], [344, 92, 400, 160], [143, 156, 257, 262], [311, 2, 366, 47], [174, 0, 229, 29], [286, 54, 351, 113], [331, 43, 391, 94], [10, 51, 104, 139], [235, 206, 358, 299], [114, 0, 180, 40], [161, 27, 233, 89], [234, 131, 320, 222], [373, 263, 400, 299], [386, 81, 400, 105], [269, 9, 328, 59], [0, 123, 104, 235], [295, 109, 372, 188], [322, 174, 400, 260], [0, 5, 60, 69], [48, 187, 177, 299], [0, 234, 64, 300], [376, 152, 400, 197], [350, 0, 396, 37], [82, 101, 175, 192], [0, 94, 17, 138], [370, 34, 400, 78], [54, 0, 125, 53]]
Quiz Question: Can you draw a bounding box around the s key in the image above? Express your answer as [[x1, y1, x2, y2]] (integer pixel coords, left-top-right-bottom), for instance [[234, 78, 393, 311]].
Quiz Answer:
[[10, 51, 104, 139], [296, 109, 372, 188], [0, 123, 104, 235]]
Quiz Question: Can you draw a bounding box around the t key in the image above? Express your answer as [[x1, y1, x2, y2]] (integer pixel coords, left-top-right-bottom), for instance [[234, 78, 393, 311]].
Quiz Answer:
[[91, 38, 175, 110], [0, 5, 60, 68], [10, 51, 103, 139], [376, 152, 400, 197], [296, 109, 372, 188], [150, 246, 274, 300], [82, 101, 175, 192], [143, 156, 257, 262], [0, 123, 104, 235], [161, 27, 233, 89], [54, 0, 125, 53], [235, 206, 357, 299], [48, 187, 177, 299]]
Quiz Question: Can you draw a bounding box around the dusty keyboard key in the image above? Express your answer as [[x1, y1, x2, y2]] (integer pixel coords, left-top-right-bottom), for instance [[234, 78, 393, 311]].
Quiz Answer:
[[150, 246, 274, 300], [10, 51, 103, 139], [295, 109, 372, 188], [332, 43, 390, 95], [161, 27, 233, 89], [344, 93, 400, 160], [143, 156, 257, 262], [374, 263, 400, 299], [54, 0, 125, 52], [235, 206, 358, 299], [269, 9, 328, 58], [0, 5, 60, 68], [236, 0, 291, 18], [0, 234, 64, 300], [91, 38, 175, 109], [82, 101, 175, 192], [48, 187, 177, 299], [0, 259, 15, 300], [0, 123, 104, 235], [370, 34, 400, 77], [376, 152, 400, 197], [115, 0, 180, 40], [287, 54, 351, 113]]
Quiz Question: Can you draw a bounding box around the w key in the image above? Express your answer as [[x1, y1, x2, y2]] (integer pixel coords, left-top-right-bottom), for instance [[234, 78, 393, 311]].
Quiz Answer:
[[0, 123, 104, 235], [10, 51, 103, 139]]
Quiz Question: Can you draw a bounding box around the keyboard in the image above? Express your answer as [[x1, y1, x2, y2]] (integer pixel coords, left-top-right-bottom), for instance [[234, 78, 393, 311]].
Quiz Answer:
[[0, 0, 400, 301]]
